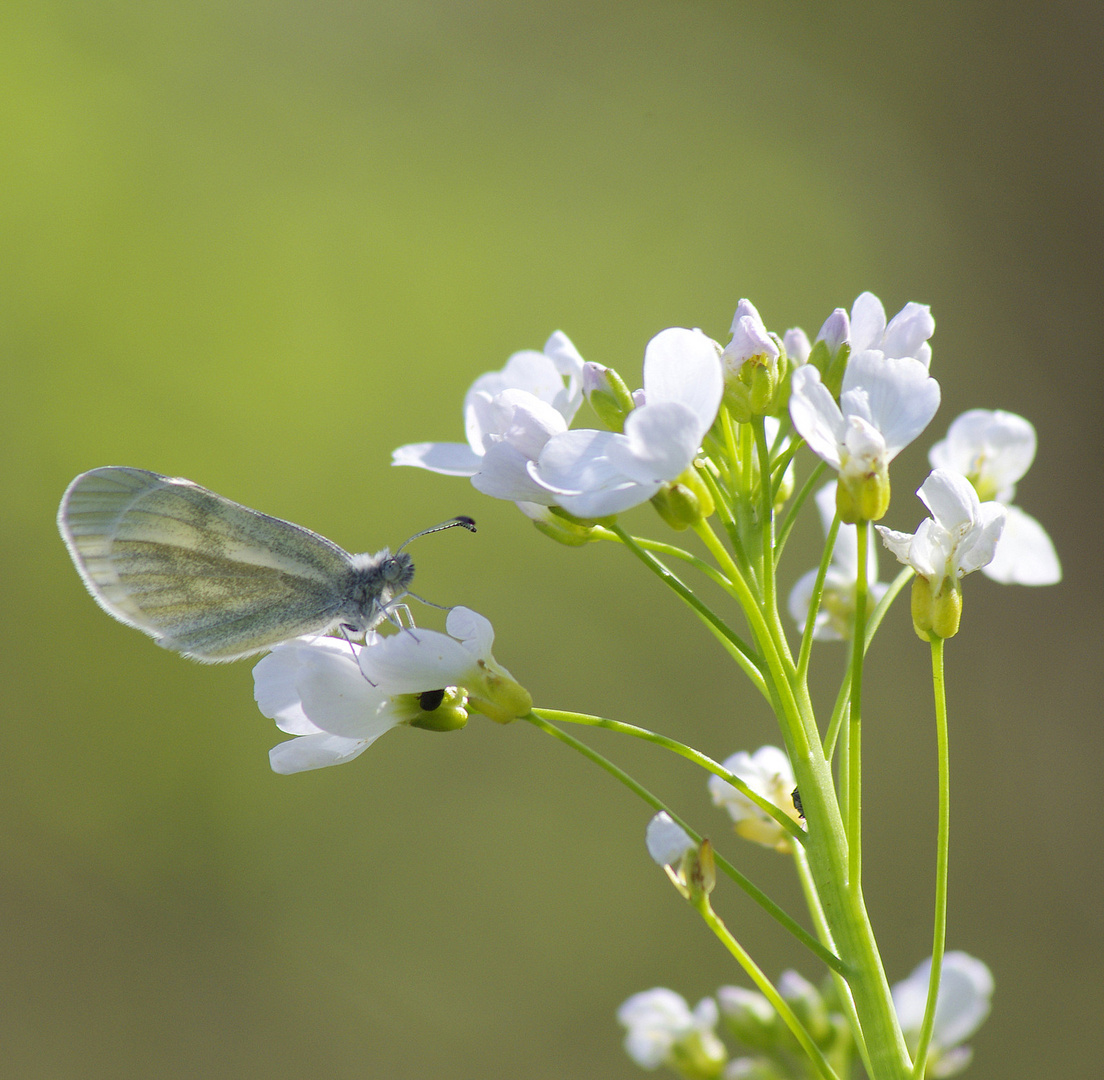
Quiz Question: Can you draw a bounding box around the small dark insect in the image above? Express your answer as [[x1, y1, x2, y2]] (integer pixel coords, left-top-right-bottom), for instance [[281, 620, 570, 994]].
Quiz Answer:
[[419, 688, 447, 712], [791, 787, 805, 819]]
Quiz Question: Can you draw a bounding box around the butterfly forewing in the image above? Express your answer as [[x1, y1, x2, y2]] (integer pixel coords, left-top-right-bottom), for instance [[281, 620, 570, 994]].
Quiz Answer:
[[59, 467, 361, 661]]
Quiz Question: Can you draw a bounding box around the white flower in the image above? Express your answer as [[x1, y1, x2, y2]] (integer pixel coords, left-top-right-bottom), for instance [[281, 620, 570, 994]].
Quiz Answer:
[[929, 409, 1060, 585], [790, 350, 941, 480], [529, 327, 724, 517], [708, 747, 801, 852], [789, 483, 889, 640], [254, 634, 413, 774], [876, 470, 1006, 584], [617, 988, 724, 1072], [892, 952, 994, 1077], [645, 811, 696, 867], [253, 608, 529, 773], [392, 331, 585, 505], [849, 291, 935, 368], [782, 326, 812, 364]]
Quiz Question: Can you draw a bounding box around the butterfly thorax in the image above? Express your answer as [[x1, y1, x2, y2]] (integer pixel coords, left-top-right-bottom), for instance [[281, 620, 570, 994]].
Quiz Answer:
[[344, 548, 415, 629]]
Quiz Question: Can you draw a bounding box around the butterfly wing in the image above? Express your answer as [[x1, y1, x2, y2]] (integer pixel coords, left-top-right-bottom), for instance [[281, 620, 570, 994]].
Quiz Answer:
[[58, 467, 360, 661]]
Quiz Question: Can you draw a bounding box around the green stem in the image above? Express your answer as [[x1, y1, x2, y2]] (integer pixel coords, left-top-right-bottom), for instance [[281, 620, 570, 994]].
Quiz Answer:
[[607, 522, 768, 699], [911, 637, 950, 1079], [532, 707, 805, 845], [692, 894, 842, 1080], [824, 566, 913, 760], [847, 522, 869, 894], [521, 712, 845, 975], [796, 512, 843, 684]]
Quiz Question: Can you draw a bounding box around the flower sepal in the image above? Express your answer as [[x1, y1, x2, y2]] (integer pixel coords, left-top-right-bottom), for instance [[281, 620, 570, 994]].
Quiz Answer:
[[650, 468, 715, 530], [806, 336, 851, 398], [837, 453, 891, 523], [910, 574, 962, 640], [465, 661, 533, 725]]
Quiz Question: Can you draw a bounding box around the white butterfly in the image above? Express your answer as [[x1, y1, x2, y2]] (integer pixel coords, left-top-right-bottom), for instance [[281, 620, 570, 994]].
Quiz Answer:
[[58, 466, 474, 662]]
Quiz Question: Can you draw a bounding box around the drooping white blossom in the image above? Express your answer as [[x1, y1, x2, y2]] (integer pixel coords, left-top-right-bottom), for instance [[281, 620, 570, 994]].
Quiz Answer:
[[876, 470, 1006, 585], [253, 608, 529, 773], [617, 988, 725, 1072], [789, 483, 889, 640], [392, 331, 585, 505], [529, 327, 724, 517], [929, 409, 1060, 585], [708, 746, 802, 852], [892, 952, 994, 1077]]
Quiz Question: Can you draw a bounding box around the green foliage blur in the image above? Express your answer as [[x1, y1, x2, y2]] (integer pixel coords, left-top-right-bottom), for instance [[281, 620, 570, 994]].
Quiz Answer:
[[3, 3, 1101, 1077]]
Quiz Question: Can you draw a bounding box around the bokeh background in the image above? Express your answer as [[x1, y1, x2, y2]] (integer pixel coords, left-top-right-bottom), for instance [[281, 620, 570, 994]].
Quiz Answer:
[[3, 2, 1101, 1077]]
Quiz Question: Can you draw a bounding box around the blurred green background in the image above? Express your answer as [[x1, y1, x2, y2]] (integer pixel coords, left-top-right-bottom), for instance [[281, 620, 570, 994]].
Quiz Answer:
[[3, 2, 1101, 1077]]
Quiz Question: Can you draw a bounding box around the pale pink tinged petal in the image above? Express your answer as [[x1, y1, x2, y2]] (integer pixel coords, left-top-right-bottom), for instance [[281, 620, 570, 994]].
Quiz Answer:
[[784, 326, 811, 364], [816, 308, 850, 351], [495, 389, 568, 455], [849, 292, 887, 353], [391, 441, 483, 476], [882, 302, 934, 360]]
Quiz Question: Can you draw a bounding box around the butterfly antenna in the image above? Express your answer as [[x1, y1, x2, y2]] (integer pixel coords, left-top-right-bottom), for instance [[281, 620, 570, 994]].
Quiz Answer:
[[395, 515, 476, 555]]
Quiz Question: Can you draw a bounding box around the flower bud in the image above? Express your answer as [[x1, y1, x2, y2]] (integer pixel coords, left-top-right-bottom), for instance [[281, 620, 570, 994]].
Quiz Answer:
[[717, 986, 779, 1052], [583, 362, 636, 432], [651, 469, 715, 530]]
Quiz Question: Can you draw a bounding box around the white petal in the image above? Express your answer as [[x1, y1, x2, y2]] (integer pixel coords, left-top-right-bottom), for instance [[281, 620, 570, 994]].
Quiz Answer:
[[641, 327, 724, 430], [359, 628, 477, 692], [533, 429, 657, 515], [391, 441, 482, 476], [875, 525, 918, 567], [789, 365, 845, 467], [445, 606, 496, 657], [611, 401, 703, 484], [645, 812, 695, 866], [918, 470, 980, 532], [849, 292, 887, 353], [982, 505, 1061, 584], [955, 501, 1006, 577], [930, 409, 1036, 498], [931, 953, 994, 1049], [882, 302, 935, 361], [843, 351, 940, 458], [472, 442, 559, 503], [269, 732, 376, 774]]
